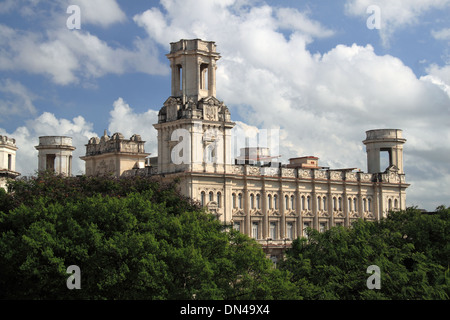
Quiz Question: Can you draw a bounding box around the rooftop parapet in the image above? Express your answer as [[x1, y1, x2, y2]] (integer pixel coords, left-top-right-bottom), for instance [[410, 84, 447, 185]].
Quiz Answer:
[[169, 39, 218, 55], [228, 165, 406, 184], [0, 135, 18, 149], [84, 131, 146, 156], [364, 129, 406, 143]]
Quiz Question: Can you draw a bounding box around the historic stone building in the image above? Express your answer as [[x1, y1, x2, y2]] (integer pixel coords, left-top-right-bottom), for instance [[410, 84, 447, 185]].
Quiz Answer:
[[35, 136, 76, 176], [80, 131, 149, 177], [80, 39, 410, 259], [0, 135, 20, 190]]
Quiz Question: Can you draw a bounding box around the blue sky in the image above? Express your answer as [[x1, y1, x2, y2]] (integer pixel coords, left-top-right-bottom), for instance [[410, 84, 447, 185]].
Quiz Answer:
[[0, 0, 449, 210]]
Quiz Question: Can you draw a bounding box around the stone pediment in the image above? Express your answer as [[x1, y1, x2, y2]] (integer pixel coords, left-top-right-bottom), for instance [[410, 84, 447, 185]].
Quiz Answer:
[[250, 209, 263, 216], [200, 96, 221, 106], [233, 209, 245, 216], [199, 97, 231, 122], [334, 211, 345, 218], [302, 211, 314, 217]]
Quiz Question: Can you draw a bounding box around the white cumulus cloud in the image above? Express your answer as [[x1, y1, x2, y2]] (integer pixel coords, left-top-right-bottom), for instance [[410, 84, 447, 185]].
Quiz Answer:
[[345, 0, 450, 47]]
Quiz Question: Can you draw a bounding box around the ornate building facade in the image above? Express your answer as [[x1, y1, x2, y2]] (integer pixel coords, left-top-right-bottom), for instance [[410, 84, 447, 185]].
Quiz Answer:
[[0, 135, 20, 190], [81, 39, 410, 259], [80, 131, 149, 177]]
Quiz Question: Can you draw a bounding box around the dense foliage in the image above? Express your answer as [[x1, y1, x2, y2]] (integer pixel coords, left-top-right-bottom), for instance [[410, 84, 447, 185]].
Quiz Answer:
[[279, 206, 450, 299], [0, 173, 448, 300], [0, 173, 298, 299]]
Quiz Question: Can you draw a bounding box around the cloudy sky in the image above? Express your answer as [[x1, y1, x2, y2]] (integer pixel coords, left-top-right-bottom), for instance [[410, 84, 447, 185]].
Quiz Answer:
[[0, 0, 449, 210]]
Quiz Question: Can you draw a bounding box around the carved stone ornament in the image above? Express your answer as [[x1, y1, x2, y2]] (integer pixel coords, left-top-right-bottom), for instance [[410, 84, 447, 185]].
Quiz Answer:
[[319, 210, 329, 217], [282, 168, 296, 178], [167, 101, 178, 121], [314, 170, 327, 179], [302, 210, 314, 217], [350, 211, 360, 218], [232, 166, 244, 174], [330, 171, 343, 180], [247, 166, 260, 176], [300, 169, 313, 179], [287, 210, 297, 217], [365, 211, 375, 219], [204, 105, 216, 121], [233, 209, 245, 216], [346, 172, 357, 181], [250, 209, 263, 216], [334, 210, 344, 218]]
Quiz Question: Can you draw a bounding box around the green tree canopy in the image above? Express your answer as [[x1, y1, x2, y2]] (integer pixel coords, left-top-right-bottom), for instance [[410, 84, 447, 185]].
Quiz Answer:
[[0, 173, 298, 300], [279, 207, 450, 300]]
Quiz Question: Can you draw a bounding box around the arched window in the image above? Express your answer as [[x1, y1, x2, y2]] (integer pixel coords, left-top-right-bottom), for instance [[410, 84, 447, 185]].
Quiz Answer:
[[291, 195, 295, 210], [353, 198, 357, 212], [217, 192, 221, 207], [394, 199, 398, 209], [307, 196, 311, 210], [268, 195, 272, 209], [368, 198, 372, 212], [232, 193, 236, 208], [323, 196, 327, 211], [201, 191, 206, 206], [250, 194, 255, 209], [274, 195, 278, 210], [238, 193, 243, 209], [317, 196, 322, 210], [388, 198, 392, 211], [348, 197, 352, 211], [338, 197, 342, 211], [256, 194, 261, 209], [209, 191, 214, 202], [363, 198, 367, 212], [333, 197, 337, 211], [301, 196, 306, 210], [285, 195, 289, 210]]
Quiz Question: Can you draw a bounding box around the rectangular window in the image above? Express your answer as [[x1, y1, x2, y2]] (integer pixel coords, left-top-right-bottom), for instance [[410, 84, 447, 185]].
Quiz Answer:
[[252, 222, 259, 239], [46, 154, 56, 172], [286, 222, 293, 240], [200, 64, 209, 90], [319, 222, 327, 233], [303, 222, 310, 238], [8, 154, 12, 171], [269, 222, 277, 240], [234, 222, 241, 232], [178, 65, 183, 91]]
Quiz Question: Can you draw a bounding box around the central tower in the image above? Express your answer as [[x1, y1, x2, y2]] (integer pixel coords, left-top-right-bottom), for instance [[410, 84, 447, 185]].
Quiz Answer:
[[154, 39, 235, 174], [168, 39, 220, 103]]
